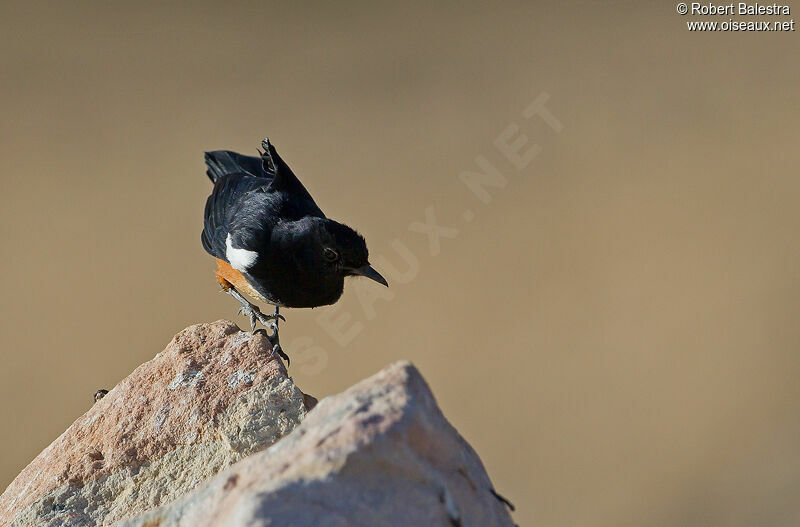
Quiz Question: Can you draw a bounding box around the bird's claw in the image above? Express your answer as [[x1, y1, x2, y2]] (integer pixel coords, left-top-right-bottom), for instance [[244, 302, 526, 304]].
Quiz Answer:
[[258, 312, 286, 324], [237, 304, 260, 333], [226, 287, 288, 366], [272, 343, 290, 366], [262, 321, 289, 366], [237, 304, 285, 333]]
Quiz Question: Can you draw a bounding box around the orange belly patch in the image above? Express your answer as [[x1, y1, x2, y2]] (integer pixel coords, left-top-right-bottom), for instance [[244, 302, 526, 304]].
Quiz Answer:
[[215, 259, 267, 302]]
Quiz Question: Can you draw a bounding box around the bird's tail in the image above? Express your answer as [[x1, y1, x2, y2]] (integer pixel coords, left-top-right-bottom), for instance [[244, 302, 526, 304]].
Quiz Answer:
[[204, 150, 264, 183]]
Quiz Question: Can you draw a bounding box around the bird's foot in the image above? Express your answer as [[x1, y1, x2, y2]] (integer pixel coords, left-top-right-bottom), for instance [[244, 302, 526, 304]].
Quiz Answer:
[[272, 343, 290, 366], [237, 304, 285, 333], [264, 320, 290, 366], [252, 328, 290, 366]]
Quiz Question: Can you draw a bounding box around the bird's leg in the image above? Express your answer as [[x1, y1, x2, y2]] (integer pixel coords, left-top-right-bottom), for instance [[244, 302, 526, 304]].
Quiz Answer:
[[266, 305, 291, 366], [225, 286, 284, 332], [223, 286, 290, 365]]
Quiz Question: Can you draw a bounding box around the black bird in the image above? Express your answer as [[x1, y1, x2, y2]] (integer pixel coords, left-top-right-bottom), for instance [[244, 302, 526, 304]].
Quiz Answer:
[[201, 138, 387, 361]]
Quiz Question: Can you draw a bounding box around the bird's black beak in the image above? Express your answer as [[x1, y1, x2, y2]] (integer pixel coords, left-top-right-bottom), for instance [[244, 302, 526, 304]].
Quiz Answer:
[[350, 264, 388, 287]]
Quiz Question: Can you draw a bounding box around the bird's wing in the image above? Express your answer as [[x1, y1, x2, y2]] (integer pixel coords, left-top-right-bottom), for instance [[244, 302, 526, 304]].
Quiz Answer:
[[204, 150, 270, 183], [202, 139, 327, 259], [201, 174, 266, 259], [260, 138, 325, 219]]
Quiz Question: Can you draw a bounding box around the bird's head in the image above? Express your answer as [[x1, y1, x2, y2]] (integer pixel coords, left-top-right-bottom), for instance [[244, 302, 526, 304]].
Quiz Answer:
[[310, 219, 388, 286], [263, 217, 387, 307]]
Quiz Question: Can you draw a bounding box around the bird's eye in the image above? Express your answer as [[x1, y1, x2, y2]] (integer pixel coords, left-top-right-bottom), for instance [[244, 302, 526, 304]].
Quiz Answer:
[[323, 247, 338, 261]]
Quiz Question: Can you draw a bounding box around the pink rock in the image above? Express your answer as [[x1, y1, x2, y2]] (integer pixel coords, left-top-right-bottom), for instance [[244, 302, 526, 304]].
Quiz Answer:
[[1, 322, 513, 527], [121, 361, 515, 527], [0, 321, 311, 526]]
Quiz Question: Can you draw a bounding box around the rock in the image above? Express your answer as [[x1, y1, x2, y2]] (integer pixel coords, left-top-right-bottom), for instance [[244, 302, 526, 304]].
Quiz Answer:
[[1, 323, 514, 527], [0, 321, 311, 527], [119, 361, 515, 527]]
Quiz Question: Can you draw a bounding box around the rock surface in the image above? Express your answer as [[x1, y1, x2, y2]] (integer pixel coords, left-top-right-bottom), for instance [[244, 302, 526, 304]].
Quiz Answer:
[[0, 321, 312, 527], [1, 322, 514, 527], [120, 360, 515, 527]]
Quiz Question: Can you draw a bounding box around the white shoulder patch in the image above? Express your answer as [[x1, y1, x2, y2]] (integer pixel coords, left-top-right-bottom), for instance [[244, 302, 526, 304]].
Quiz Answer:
[[226, 233, 258, 271]]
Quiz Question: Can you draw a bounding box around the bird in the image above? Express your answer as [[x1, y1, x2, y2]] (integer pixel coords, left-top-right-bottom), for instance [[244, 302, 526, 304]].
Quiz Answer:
[[201, 138, 388, 363], [93, 389, 108, 403]]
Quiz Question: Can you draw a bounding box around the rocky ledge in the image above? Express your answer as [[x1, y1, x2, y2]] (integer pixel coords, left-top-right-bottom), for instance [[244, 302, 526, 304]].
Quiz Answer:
[[0, 321, 514, 527]]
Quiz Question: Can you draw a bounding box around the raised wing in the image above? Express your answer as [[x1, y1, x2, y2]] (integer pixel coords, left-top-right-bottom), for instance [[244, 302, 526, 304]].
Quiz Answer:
[[260, 138, 324, 218], [201, 138, 326, 259], [201, 173, 266, 259], [204, 150, 270, 182]]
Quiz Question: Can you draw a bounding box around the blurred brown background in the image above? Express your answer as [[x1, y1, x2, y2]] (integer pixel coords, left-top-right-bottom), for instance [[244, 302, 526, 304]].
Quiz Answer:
[[2, 2, 800, 525]]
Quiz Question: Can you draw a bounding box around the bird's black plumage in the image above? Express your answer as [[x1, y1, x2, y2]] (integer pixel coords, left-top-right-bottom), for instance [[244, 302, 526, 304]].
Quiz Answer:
[[202, 138, 386, 310]]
